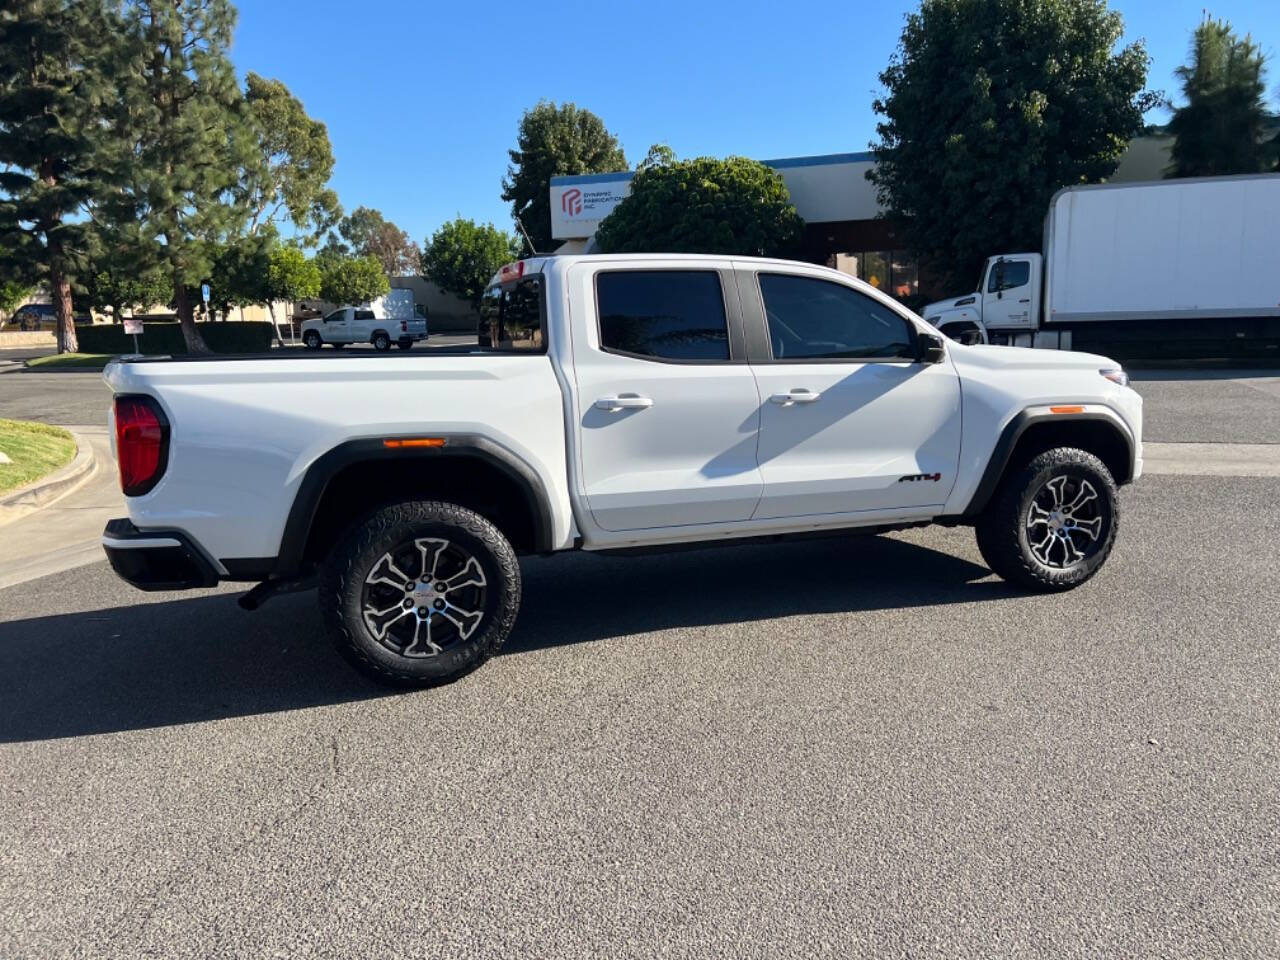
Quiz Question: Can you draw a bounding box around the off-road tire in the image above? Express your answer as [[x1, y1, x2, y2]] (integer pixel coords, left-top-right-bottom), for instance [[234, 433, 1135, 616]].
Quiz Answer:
[[303, 331, 321, 349], [372, 332, 391, 351], [319, 501, 521, 687], [975, 447, 1119, 592]]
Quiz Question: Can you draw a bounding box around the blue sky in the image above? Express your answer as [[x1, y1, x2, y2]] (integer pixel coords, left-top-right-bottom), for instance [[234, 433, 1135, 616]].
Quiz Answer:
[[231, 0, 1279, 245]]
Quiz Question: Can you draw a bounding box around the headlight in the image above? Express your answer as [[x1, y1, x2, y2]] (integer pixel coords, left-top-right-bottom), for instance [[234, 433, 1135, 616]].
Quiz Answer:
[[1099, 368, 1129, 387]]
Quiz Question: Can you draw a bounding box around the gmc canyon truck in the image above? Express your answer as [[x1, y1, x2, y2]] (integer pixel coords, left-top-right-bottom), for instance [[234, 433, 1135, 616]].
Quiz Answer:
[[102, 254, 1143, 687]]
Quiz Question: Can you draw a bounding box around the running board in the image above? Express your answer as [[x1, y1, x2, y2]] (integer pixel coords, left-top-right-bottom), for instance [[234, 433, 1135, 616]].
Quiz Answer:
[[238, 575, 317, 611]]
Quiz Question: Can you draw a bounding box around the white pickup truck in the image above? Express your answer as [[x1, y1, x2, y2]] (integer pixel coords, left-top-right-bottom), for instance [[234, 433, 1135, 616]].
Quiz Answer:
[[102, 254, 1143, 687], [299, 289, 428, 351]]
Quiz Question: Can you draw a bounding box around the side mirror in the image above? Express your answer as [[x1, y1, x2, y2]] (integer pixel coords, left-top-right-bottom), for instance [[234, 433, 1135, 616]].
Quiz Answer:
[[918, 332, 946, 364]]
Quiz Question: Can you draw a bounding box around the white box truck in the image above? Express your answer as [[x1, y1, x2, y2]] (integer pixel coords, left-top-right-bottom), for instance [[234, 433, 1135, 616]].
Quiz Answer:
[[923, 174, 1280, 360]]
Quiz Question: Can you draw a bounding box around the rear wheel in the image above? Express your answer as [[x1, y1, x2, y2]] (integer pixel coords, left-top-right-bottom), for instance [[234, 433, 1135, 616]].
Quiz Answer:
[[397, 340, 412, 351], [372, 332, 391, 351], [319, 501, 521, 687], [303, 331, 321, 349], [975, 447, 1119, 591]]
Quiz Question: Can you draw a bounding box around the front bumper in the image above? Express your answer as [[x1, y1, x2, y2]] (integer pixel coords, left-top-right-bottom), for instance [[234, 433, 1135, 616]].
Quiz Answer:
[[102, 518, 220, 591]]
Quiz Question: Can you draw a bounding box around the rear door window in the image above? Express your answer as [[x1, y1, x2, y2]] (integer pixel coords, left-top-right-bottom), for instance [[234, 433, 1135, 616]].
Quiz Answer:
[[595, 271, 728, 362]]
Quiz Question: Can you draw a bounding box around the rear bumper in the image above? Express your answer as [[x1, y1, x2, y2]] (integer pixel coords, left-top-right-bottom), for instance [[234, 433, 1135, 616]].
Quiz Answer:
[[102, 518, 220, 591]]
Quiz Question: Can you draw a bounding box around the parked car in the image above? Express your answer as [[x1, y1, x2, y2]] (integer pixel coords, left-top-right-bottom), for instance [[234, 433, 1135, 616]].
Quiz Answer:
[[5, 303, 57, 331], [102, 254, 1143, 687], [299, 290, 428, 351], [923, 173, 1280, 359]]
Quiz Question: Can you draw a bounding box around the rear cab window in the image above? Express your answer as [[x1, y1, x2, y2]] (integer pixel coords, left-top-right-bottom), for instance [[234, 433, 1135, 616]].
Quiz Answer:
[[595, 270, 729, 362], [479, 275, 546, 352]]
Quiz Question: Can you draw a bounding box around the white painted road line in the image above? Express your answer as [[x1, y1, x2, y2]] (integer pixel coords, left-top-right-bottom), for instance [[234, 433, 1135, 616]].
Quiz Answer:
[[1142, 442, 1280, 477]]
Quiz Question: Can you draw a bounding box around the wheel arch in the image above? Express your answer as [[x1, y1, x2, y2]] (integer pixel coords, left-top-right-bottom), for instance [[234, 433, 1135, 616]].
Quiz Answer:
[[963, 409, 1134, 518], [275, 436, 555, 577]]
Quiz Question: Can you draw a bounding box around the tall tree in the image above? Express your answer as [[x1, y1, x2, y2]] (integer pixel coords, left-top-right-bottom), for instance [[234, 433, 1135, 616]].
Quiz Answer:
[[329, 206, 418, 276], [0, 0, 113, 353], [421, 218, 520, 308], [108, 0, 257, 353], [501, 101, 627, 253], [595, 154, 804, 258], [240, 72, 340, 243], [868, 0, 1156, 286], [1166, 18, 1274, 178]]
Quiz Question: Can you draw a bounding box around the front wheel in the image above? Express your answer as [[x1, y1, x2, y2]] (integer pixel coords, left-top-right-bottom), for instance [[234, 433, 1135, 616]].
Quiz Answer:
[[303, 331, 321, 349], [319, 501, 521, 687], [975, 447, 1119, 592]]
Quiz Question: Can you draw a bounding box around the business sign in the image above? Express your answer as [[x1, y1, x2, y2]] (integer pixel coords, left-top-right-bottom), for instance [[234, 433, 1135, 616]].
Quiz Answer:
[[549, 173, 634, 240], [123, 317, 143, 335]]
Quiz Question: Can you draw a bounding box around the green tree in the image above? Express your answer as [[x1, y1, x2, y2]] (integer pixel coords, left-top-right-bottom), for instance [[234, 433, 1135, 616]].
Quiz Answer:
[[107, 0, 257, 353], [868, 0, 1155, 286], [421, 217, 520, 308], [207, 232, 273, 320], [266, 244, 320, 339], [77, 263, 171, 323], [319, 254, 388, 306], [594, 155, 804, 257], [0, 0, 114, 352], [267, 245, 321, 303], [502, 101, 627, 253], [241, 72, 341, 243], [327, 206, 418, 276], [1, 270, 30, 322], [1167, 19, 1274, 178]]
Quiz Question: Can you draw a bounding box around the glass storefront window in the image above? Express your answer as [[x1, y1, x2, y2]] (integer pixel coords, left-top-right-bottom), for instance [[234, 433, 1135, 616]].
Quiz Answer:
[[891, 255, 918, 299], [847, 250, 919, 303]]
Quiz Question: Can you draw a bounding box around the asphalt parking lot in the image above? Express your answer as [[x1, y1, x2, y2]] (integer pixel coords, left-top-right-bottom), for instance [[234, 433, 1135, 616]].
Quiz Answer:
[[2, 363, 1279, 958]]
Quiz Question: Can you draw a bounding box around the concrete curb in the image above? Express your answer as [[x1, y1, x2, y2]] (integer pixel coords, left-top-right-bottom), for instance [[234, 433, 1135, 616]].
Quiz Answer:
[[0, 429, 98, 527]]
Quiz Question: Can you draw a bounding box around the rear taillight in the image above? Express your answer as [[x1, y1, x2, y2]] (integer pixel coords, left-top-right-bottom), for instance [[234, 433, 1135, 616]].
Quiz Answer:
[[114, 395, 169, 496], [400, 320, 407, 332]]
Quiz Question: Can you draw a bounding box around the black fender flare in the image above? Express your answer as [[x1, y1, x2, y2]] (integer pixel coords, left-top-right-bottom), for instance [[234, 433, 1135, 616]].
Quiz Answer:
[[962, 409, 1135, 518], [273, 435, 555, 576]]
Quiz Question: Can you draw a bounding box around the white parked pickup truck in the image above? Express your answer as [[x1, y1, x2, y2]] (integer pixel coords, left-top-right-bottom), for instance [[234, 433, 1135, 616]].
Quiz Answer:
[[299, 289, 428, 351], [102, 254, 1143, 687]]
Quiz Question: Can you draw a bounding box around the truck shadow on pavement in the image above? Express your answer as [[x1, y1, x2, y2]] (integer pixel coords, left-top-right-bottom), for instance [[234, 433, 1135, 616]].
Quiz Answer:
[[0, 535, 1006, 743]]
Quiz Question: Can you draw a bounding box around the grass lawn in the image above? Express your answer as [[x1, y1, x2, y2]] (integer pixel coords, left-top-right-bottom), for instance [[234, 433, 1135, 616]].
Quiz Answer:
[[24, 352, 114, 370], [0, 419, 77, 495]]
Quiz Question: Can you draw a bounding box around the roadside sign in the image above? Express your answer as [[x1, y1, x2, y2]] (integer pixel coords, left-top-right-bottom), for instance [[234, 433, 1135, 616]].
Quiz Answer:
[[200, 283, 210, 304], [123, 315, 143, 354]]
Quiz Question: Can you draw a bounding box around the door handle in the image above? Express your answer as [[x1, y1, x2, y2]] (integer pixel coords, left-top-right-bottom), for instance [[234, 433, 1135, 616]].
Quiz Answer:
[[769, 389, 821, 406], [1018, 298, 1031, 303], [595, 394, 654, 411]]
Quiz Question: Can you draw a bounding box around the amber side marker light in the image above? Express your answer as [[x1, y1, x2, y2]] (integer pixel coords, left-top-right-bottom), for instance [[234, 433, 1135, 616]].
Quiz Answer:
[[383, 437, 446, 449], [1050, 405, 1085, 414]]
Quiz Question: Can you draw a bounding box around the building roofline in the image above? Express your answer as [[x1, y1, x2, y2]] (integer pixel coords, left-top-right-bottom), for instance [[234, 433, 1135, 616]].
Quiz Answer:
[[760, 151, 875, 168], [550, 150, 878, 186]]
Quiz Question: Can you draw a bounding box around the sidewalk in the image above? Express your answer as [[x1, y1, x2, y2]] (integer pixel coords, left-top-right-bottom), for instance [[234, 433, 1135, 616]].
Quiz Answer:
[[0, 426, 123, 590]]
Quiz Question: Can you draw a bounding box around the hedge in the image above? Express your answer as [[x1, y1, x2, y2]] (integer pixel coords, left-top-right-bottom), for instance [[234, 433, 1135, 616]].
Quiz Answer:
[[75, 321, 275, 355]]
